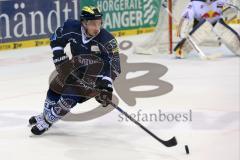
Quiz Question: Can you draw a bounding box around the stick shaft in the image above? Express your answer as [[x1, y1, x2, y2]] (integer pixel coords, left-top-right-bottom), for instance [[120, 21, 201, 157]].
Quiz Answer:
[[109, 102, 177, 147]]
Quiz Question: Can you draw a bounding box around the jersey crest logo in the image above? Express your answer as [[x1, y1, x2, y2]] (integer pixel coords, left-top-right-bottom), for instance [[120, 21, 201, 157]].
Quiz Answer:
[[91, 45, 100, 52], [202, 10, 220, 19]]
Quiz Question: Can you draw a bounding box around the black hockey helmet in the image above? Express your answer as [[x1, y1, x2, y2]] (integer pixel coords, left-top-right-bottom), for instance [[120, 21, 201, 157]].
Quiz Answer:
[[80, 6, 102, 21]]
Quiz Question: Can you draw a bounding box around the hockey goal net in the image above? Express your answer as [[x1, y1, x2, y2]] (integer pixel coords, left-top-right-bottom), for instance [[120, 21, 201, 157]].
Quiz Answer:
[[134, 0, 240, 55]]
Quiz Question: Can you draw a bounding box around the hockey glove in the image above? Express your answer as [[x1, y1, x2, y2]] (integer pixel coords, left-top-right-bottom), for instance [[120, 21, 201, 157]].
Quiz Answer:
[[53, 53, 69, 70], [95, 78, 113, 107]]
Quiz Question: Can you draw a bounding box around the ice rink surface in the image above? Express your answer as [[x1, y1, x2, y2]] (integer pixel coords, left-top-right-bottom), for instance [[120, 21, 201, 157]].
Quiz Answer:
[[0, 32, 239, 160]]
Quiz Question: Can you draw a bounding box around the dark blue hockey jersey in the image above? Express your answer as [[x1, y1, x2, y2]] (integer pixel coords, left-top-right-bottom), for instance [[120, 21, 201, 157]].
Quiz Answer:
[[50, 19, 121, 81]]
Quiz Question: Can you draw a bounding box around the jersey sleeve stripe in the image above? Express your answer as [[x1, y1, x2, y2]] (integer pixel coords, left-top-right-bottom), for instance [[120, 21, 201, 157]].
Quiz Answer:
[[52, 47, 64, 51]]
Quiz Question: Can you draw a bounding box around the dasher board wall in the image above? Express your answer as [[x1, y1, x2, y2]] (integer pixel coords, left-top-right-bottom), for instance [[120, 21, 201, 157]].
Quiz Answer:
[[0, 0, 160, 51], [0, 0, 239, 51]]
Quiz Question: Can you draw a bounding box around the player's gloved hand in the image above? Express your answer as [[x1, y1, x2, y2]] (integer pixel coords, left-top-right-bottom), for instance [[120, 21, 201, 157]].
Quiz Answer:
[[53, 54, 69, 70], [95, 78, 113, 107]]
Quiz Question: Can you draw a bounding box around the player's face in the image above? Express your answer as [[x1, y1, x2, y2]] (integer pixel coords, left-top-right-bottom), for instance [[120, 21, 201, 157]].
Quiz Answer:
[[86, 20, 102, 36]]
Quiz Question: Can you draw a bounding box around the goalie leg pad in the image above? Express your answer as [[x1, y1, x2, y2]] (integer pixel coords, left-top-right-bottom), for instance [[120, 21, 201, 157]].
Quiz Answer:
[[174, 20, 214, 58], [213, 19, 240, 56], [190, 20, 220, 46]]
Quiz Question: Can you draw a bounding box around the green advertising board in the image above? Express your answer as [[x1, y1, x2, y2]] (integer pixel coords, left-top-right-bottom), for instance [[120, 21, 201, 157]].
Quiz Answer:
[[80, 0, 161, 37], [0, 0, 161, 51]]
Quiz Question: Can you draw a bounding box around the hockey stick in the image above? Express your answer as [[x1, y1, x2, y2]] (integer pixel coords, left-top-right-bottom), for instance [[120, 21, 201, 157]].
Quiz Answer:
[[109, 101, 178, 147], [186, 34, 222, 60], [162, 2, 222, 60], [62, 61, 177, 147]]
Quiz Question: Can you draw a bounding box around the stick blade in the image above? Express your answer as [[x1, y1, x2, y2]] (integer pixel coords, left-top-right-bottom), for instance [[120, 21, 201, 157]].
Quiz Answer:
[[163, 136, 178, 147]]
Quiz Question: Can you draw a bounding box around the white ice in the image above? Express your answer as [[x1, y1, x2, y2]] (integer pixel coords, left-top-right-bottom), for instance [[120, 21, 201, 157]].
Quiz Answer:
[[0, 31, 239, 160]]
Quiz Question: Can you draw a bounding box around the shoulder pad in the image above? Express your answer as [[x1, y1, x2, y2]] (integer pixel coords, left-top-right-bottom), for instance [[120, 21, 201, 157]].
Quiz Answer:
[[98, 29, 115, 44], [62, 19, 81, 33]]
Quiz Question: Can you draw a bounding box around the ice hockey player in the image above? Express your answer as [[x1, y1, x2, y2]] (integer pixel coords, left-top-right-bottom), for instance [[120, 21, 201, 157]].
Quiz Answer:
[[28, 6, 121, 135], [175, 0, 240, 58]]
